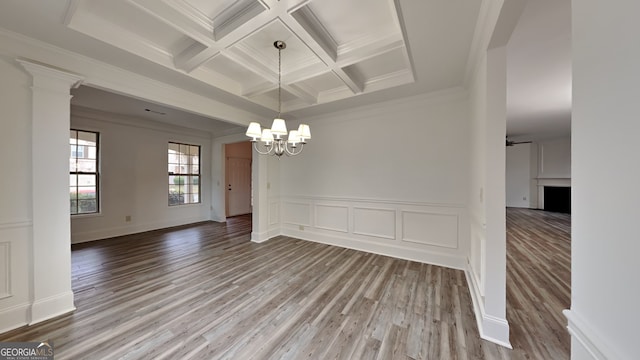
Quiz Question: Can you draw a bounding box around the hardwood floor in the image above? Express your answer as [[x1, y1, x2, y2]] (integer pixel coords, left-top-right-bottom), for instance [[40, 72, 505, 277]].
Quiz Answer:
[[0, 209, 570, 359], [505, 208, 571, 360]]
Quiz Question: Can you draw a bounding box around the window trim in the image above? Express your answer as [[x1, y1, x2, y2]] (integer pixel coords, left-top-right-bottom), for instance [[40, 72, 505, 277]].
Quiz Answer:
[[70, 129, 100, 215], [168, 141, 201, 206]]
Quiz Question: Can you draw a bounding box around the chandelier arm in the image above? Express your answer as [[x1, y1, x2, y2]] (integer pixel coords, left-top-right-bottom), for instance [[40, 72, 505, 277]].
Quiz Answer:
[[245, 40, 308, 158], [252, 141, 274, 155], [283, 143, 304, 156]]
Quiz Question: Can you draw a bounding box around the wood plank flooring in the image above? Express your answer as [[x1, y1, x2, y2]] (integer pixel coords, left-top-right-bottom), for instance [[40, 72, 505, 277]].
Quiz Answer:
[[505, 208, 571, 360], [0, 209, 571, 359]]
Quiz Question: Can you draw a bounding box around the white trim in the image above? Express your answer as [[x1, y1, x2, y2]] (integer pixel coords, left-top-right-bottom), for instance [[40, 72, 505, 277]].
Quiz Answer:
[[0, 302, 31, 334], [0, 242, 10, 299], [464, 0, 496, 86], [29, 291, 76, 325], [0, 220, 32, 230], [283, 228, 466, 270], [280, 194, 464, 209], [465, 261, 512, 348], [250, 228, 279, 243], [564, 309, 623, 360], [400, 211, 459, 249], [71, 216, 210, 244]]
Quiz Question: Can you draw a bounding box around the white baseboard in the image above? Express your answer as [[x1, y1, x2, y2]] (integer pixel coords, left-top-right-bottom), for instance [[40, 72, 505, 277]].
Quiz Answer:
[[0, 302, 30, 334], [30, 291, 75, 325], [71, 216, 209, 243], [564, 309, 621, 360], [282, 228, 466, 270], [211, 215, 226, 222], [465, 262, 512, 348], [250, 228, 280, 243]]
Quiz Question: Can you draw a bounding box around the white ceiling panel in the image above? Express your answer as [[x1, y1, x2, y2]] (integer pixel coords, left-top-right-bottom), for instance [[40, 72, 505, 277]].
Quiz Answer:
[[300, 72, 344, 93], [306, 0, 398, 46], [203, 54, 267, 88], [347, 48, 408, 82], [182, 0, 239, 20], [234, 20, 320, 73]]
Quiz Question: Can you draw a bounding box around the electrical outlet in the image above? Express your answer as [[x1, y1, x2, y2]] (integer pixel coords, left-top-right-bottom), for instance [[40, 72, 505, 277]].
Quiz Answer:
[[125, 215, 132, 222]]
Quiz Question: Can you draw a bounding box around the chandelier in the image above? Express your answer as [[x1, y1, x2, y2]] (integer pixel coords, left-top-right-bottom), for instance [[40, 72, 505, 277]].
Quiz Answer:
[[245, 40, 311, 157]]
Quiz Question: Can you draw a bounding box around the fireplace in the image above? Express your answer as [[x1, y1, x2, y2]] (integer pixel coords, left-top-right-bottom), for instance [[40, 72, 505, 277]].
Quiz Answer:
[[544, 186, 571, 214]]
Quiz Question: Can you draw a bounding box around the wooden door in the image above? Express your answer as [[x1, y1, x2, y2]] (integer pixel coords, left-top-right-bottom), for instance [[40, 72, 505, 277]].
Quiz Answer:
[[226, 157, 252, 216]]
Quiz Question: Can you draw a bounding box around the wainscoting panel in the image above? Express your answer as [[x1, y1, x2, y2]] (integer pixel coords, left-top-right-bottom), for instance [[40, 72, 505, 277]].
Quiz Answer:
[[0, 242, 9, 299], [278, 197, 468, 269], [353, 207, 396, 240], [401, 211, 459, 249], [0, 220, 32, 333], [282, 202, 312, 226], [269, 201, 279, 226], [315, 204, 349, 233]]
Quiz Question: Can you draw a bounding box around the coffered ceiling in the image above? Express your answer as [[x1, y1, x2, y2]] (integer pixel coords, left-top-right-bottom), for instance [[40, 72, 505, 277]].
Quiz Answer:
[[0, 0, 571, 137], [0, 0, 483, 121], [64, 0, 413, 113]]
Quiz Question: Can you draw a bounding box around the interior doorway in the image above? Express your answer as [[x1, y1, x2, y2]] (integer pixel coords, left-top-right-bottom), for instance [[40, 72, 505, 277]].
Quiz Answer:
[[503, 0, 572, 357], [225, 141, 252, 217]]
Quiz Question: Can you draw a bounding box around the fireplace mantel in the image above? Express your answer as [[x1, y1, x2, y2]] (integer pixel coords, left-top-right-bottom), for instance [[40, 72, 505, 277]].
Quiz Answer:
[[536, 178, 571, 187], [536, 178, 571, 210]]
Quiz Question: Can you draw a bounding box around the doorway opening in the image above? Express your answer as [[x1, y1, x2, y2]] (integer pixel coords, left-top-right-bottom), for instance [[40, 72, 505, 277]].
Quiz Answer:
[[503, 0, 572, 356], [225, 141, 253, 218]]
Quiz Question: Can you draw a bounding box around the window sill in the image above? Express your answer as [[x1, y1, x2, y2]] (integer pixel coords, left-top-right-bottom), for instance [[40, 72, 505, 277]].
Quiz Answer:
[[71, 212, 103, 219]]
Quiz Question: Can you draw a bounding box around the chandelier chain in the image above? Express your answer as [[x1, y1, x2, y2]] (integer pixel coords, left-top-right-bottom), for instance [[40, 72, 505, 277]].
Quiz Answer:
[[245, 39, 309, 157], [278, 45, 281, 117]]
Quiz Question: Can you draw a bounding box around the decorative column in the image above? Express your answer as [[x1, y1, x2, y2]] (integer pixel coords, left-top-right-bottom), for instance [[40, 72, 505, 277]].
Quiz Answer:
[[17, 60, 84, 324]]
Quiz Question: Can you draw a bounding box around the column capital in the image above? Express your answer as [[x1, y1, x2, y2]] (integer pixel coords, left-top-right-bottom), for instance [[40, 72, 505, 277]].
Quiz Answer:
[[16, 58, 84, 90]]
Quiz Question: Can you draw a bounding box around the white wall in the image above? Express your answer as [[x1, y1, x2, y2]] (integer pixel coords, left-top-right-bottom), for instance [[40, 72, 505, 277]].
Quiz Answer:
[[465, 0, 526, 348], [506, 143, 534, 207], [274, 90, 470, 269], [538, 137, 571, 179], [70, 108, 213, 243], [506, 136, 571, 209], [566, 1, 640, 359], [536, 137, 571, 209], [0, 56, 33, 333]]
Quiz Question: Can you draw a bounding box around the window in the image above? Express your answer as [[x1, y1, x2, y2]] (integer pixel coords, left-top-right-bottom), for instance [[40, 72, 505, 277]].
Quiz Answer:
[[70, 130, 99, 215], [168, 142, 200, 206]]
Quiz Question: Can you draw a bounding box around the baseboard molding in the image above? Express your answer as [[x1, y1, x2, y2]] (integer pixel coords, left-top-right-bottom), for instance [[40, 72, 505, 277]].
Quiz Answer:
[[30, 291, 75, 325], [211, 215, 226, 222], [282, 228, 466, 270], [250, 228, 280, 243], [465, 262, 512, 348], [564, 309, 621, 360], [0, 302, 30, 334], [71, 216, 209, 243]]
